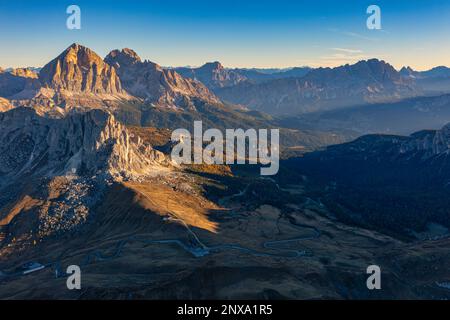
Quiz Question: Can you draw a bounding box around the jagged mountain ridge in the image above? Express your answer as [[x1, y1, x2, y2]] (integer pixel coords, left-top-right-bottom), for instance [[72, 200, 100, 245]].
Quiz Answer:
[[174, 63, 313, 91], [292, 122, 450, 183], [174, 61, 248, 90], [401, 65, 450, 79], [216, 59, 421, 115], [0, 107, 168, 183], [0, 44, 348, 151], [0, 44, 223, 115], [104, 48, 219, 109], [400, 65, 450, 95], [3, 46, 450, 120], [290, 122, 450, 177]]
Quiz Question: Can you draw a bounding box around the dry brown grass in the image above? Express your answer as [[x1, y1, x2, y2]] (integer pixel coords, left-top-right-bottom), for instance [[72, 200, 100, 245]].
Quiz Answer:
[[185, 164, 232, 176], [124, 181, 219, 233], [0, 195, 43, 226], [127, 126, 172, 147]]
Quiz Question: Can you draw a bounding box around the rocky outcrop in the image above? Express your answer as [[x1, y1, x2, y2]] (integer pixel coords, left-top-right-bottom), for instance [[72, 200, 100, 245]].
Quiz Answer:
[[400, 66, 419, 79], [0, 107, 170, 249], [175, 64, 314, 90], [0, 108, 168, 182], [105, 48, 220, 109]]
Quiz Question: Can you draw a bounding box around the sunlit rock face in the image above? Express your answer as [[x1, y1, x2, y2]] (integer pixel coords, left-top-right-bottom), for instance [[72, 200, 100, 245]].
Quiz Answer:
[[0, 107, 167, 181], [39, 43, 123, 95], [105, 48, 220, 110], [0, 98, 13, 112]]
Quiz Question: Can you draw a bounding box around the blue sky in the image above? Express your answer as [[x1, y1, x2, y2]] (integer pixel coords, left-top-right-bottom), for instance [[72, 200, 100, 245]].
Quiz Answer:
[[1, 0, 450, 70]]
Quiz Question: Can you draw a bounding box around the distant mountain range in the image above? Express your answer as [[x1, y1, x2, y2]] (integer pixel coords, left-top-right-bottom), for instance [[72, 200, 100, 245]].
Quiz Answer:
[[174, 62, 312, 90], [175, 59, 450, 115], [280, 93, 450, 136], [3, 43, 225, 115], [174, 62, 248, 90], [4, 48, 450, 119], [2, 43, 450, 141], [400, 65, 450, 95], [177, 61, 450, 116], [216, 59, 421, 115], [2, 67, 41, 74], [400, 65, 450, 79]]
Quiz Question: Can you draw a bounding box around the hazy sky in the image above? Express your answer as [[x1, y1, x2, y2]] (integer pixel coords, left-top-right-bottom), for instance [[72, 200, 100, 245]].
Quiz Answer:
[[1, 0, 450, 70]]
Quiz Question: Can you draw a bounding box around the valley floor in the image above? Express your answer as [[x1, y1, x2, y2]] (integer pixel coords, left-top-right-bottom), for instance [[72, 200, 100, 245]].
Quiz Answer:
[[0, 173, 449, 299]]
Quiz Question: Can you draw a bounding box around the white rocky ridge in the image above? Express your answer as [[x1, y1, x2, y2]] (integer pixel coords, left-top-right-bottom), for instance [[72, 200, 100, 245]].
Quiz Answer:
[[0, 107, 169, 183]]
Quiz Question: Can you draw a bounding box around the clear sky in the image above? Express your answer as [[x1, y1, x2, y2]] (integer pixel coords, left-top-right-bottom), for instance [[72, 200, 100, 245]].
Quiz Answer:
[[1, 0, 450, 70]]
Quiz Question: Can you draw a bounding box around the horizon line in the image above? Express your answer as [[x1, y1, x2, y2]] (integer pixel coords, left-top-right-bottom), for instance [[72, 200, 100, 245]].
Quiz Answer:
[[1, 43, 448, 73]]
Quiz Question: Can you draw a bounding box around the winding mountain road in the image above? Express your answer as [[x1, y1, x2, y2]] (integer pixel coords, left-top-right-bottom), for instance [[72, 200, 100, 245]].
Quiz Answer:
[[0, 181, 322, 279]]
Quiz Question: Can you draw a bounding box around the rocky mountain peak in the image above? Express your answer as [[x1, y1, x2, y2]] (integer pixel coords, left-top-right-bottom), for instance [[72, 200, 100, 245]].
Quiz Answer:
[[302, 58, 403, 84], [342, 59, 401, 81], [104, 48, 142, 68], [200, 61, 224, 71], [400, 66, 415, 73], [399, 66, 417, 78], [58, 43, 102, 66], [105, 48, 220, 108], [176, 61, 248, 90], [39, 43, 123, 94]]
